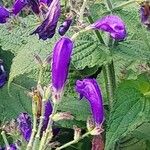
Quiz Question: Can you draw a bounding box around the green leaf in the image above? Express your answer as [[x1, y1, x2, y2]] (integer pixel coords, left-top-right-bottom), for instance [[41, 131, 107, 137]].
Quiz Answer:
[[0, 83, 31, 121], [105, 75, 150, 150], [72, 36, 110, 70]]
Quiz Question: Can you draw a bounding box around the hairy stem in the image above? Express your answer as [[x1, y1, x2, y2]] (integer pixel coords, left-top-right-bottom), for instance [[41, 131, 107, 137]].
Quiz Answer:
[[26, 102, 37, 150], [1, 131, 10, 148], [79, 0, 88, 23], [56, 132, 90, 150]]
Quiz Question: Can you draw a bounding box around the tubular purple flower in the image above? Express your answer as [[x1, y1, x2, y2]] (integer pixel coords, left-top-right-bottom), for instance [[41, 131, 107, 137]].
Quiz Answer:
[[140, 1, 150, 29], [12, 0, 28, 15], [89, 15, 127, 41], [17, 113, 32, 142], [31, 0, 60, 40], [52, 37, 73, 98], [0, 6, 10, 23], [0, 61, 7, 88], [75, 79, 104, 126], [58, 18, 72, 36]]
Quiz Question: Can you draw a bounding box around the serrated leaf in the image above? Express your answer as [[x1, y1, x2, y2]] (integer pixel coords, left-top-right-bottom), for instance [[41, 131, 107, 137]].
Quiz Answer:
[[105, 75, 150, 150], [72, 36, 110, 69], [0, 83, 31, 121]]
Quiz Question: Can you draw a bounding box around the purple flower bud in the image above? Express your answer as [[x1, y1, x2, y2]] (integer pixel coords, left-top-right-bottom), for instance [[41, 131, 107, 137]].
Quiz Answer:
[[75, 79, 104, 126], [12, 0, 28, 15], [58, 18, 72, 36], [0, 61, 7, 88], [0, 6, 10, 23], [27, 0, 40, 14], [52, 37, 73, 97], [17, 113, 32, 142], [42, 100, 53, 131], [31, 0, 60, 40], [140, 2, 150, 29], [89, 15, 127, 41], [40, 0, 53, 6], [6, 144, 17, 150]]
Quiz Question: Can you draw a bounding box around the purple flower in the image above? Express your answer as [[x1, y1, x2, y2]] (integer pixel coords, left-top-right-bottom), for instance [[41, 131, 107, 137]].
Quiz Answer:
[[89, 15, 127, 41], [42, 100, 53, 131], [75, 79, 104, 126], [12, 0, 28, 15], [40, 0, 53, 6], [6, 144, 17, 150], [17, 113, 32, 142], [27, 0, 40, 14], [31, 0, 60, 40], [140, 2, 150, 29], [0, 6, 10, 23], [58, 18, 72, 36], [12, 0, 40, 15], [0, 61, 7, 88], [51, 37, 73, 97]]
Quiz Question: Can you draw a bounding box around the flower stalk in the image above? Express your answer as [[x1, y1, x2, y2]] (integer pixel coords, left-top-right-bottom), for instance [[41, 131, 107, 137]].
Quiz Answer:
[[1, 131, 10, 148], [56, 132, 91, 150]]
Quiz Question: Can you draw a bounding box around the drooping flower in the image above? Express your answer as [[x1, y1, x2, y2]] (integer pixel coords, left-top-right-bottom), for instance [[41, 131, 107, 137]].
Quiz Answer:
[[0, 6, 10, 23], [31, 0, 60, 40], [51, 37, 73, 99], [88, 15, 127, 41], [17, 113, 32, 142], [12, 0, 40, 15], [58, 18, 72, 36], [0, 61, 7, 88], [75, 79, 104, 126], [140, 1, 150, 29]]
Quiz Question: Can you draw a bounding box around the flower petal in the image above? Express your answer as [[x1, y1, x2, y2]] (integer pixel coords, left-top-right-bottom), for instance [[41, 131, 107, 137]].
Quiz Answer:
[[76, 79, 104, 126]]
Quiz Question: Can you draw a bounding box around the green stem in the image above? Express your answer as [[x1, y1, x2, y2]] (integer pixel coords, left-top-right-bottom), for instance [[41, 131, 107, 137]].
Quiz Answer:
[[32, 100, 45, 150], [105, 0, 113, 11], [112, 0, 136, 11], [39, 103, 58, 150], [1, 131, 10, 148], [79, 0, 88, 23], [56, 132, 91, 150], [26, 102, 37, 150], [38, 66, 44, 85], [87, 15, 104, 44]]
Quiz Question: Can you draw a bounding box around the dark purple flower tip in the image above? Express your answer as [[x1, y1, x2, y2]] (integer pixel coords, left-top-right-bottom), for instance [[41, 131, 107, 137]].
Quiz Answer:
[[40, 0, 53, 6], [75, 79, 104, 126], [42, 100, 53, 131], [12, 0, 28, 15], [27, 0, 40, 14], [90, 15, 127, 41], [6, 144, 17, 150], [17, 113, 32, 142], [58, 18, 72, 36], [0, 62, 7, 88], [0, 6, 10, 24], [52, 37, 73, 94], [31, 0, 60, 40], [140, 2, 150, 28]]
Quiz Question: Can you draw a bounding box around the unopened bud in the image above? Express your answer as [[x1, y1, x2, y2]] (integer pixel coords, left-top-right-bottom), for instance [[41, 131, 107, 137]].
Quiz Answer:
[[73, 125, 81, 141], [52, 112, 74, 121]]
